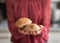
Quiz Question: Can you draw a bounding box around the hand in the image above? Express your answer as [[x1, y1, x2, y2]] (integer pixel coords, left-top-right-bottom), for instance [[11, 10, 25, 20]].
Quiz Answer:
[[29, 25, 43, 35], [18, 29, 30, 35], [29, 30, 41, 35]]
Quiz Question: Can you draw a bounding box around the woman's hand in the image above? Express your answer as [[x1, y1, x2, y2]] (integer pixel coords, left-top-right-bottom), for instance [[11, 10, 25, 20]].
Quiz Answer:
[[18, 25, 43, 35], [18, 29, 30, 35], [29, 25, 43, 35], [29, 30, 41, 35]]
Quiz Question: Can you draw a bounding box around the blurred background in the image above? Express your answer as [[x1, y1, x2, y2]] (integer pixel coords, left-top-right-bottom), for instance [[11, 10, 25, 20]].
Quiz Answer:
[[0, 0, 60, 43]]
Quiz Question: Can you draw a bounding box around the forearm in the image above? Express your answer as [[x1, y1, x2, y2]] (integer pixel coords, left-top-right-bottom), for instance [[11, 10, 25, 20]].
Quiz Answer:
[[6, 0, 26, 40]]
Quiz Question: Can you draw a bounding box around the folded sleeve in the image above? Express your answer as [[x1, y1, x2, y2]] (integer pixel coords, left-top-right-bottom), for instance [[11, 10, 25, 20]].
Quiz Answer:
[[41, 0, 50, 33], [40, 0, 50, 40], [6, 0, 26, 40]]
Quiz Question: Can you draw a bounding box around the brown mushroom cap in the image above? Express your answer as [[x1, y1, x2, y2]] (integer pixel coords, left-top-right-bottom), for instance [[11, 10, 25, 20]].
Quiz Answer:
[[15, 18, 32, 28]]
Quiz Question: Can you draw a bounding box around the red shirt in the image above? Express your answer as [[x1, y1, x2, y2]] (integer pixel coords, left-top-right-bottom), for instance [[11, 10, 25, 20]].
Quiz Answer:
[[6, 0, 50, 43]]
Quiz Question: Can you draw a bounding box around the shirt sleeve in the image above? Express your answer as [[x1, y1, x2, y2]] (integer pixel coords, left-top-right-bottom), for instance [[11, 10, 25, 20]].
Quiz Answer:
[[6, 0, 26, 40], [40, 0, 50, 40]]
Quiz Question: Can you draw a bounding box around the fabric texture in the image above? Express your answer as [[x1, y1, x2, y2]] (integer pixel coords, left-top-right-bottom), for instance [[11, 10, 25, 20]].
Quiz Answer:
[[6, 0, 50, 43]]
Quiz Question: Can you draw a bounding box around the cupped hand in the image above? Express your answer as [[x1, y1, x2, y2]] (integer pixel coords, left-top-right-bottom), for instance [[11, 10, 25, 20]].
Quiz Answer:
[[29, 30, 41, 35], [18, 29, 30, 35], [29, 25, 43, 35]]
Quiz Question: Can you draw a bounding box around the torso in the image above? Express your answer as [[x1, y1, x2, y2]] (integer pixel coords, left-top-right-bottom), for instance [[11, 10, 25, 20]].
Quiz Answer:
[[12, 0, 42, 25], [11, 0, 44, 43]]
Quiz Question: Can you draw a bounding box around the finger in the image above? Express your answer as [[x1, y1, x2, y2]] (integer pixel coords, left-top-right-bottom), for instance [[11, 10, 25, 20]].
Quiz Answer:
[[25, 31, 30, 35], [36, 31, 41, 34], [23, 31, 27, 34], [34, 31, 38, 35], [21, 31, 25, 34], [32, 31, 36, 35], [28, 31, 31, 35], [40, 25, 43, 30], [30, 31, 33, 35], [27, 31, 30, 35], [18, 30, 24, 34], [24, 31, 30, 35]]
